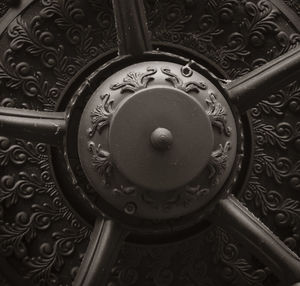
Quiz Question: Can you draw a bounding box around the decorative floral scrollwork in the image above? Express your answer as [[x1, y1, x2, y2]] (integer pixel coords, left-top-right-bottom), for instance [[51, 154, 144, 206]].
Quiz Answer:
[[208, 226, 268, 285], [0, 49, 60, 110], [206, 93, 232, 136], [208, 141, 231, 186], [243, 175, 300, 249], [184, 186, 210, 203], [253, 148, 292, 184], [24, 225, 89, 284], [0, 172, 48, 208], [253, 120, 294, 150], [0, 2, 9, 19], [113, 186, 136, 197], [0, 200, 64, 257], [166, 186, 210, 209], [142, 186, 210, 210], [161, 67, 207, 93], [110, 67, 157, 93], [88, 142, 112, 185], [252, 81, 300, 117], [0, 137, 48, 168], [88, 93, 114, 138]]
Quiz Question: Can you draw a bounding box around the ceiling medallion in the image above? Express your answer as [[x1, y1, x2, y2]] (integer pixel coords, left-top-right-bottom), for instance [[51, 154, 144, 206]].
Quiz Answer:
[[1, 0, 300, 284], [76, 61, 239, 220]]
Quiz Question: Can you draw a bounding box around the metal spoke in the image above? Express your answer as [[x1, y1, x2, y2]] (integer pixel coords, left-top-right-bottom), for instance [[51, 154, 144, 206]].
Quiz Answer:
[[73, 217, 128, 286], [210, 195, 300, 285], [226, 46, 300, 112], [0, 107, 66, 145], [112, 0, 152, 56]]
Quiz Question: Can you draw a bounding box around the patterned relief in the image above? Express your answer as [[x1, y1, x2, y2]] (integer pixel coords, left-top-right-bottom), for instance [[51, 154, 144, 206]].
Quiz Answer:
[[88, 142, 112, 185], [241, 79, 300, 257], [206, 93, 232, 136], [147, 0, 300, 78], [88, 93, 114, 137], [0, 1, 9, 19], [111, 67, 158, 93], [0, 137, 90, 285], [0, 1, 113, 284], [0, 0, 115, 111], [108, 76, 300, 286], [283, 0, 300, 16], [0, 0, 298, 285], [161, 67, 207, 92], [85, 63, 236, 215], [109, 226, 268, 286], [208, 142, 232, 186]]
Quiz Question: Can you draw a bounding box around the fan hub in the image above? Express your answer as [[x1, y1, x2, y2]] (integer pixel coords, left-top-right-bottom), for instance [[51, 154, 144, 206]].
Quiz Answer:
[[72, 60, 239, 221]]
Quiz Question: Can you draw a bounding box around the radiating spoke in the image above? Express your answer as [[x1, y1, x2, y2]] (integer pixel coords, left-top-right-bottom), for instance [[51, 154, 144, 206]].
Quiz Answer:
[[112, 0, 152, 56], [226, 46, 300, 112], [0, 107, 66, 145], [73, 217, 128, 286], [210, 195, 300, 285]]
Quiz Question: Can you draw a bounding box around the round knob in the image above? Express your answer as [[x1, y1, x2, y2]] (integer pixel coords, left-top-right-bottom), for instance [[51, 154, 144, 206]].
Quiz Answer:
[[150, 128, 173, 151]]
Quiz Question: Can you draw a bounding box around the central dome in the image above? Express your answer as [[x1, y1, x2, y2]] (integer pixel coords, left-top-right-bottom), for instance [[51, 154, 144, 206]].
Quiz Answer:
[[77, 60, 237, 220], [109, 86, 214, 191]]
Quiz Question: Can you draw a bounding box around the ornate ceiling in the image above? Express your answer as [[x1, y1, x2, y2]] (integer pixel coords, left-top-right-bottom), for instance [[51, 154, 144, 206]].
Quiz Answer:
[[0, 0, 299, 285]]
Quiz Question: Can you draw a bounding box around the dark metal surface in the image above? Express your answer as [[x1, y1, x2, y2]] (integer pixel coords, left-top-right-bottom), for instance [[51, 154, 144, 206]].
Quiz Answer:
[[211, 196, 300, 284], [0, 0, 299, 286], [108, 86, 213, 192], [112, 0, 152, 56], [226, 46, 300, 112], [73, 218, 127, 286], [0, 108, 65, 145], [76, 59, 238, 221]]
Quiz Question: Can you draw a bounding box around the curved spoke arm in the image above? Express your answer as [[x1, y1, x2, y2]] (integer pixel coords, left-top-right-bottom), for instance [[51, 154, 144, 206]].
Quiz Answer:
[[210, 195, 300, 285], [112, 0, 152, 56], [0, 107, 66, 145], [73, 218, 128, 286], [226, 46, 300, 113]]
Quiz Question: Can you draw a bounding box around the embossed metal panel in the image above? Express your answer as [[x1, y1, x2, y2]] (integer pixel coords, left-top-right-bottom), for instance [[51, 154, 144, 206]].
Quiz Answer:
[[0, 1, 299, 286]]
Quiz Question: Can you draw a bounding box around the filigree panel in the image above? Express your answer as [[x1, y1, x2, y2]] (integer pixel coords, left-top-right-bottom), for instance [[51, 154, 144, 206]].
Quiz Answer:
[[108, 226, 269, 286], [147, 0, 300, 78], [0, 0, 116, 111], [242, 79, 300, 257], [0, 137, 91, 285], [0, 0, 299, 285]]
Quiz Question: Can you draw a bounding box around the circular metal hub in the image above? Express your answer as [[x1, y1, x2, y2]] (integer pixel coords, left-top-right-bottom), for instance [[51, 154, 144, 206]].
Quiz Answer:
[[109, 87, 214, 191], [77, 61, 238, 220], [1, 1, 300, 284]]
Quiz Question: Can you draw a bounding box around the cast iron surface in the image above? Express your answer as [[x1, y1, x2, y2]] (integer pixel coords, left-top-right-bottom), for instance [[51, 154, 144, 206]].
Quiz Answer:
[[77, 60, 237, 220], [0, 0, 299, 286]]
